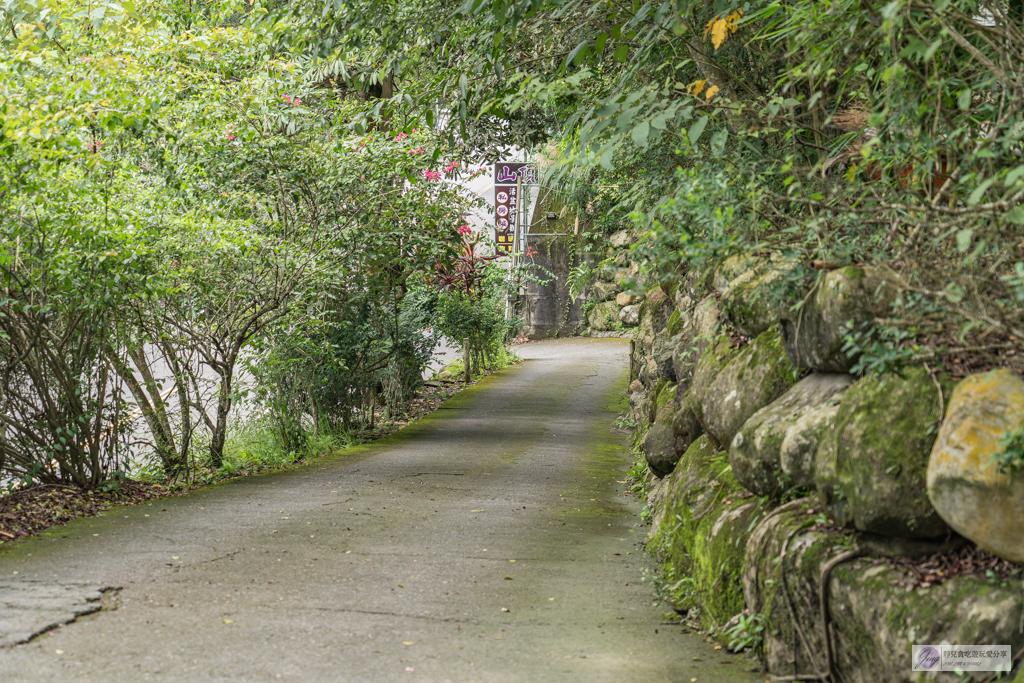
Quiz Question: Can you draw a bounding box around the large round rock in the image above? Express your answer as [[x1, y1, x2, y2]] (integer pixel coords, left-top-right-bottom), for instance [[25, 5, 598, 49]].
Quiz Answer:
[[816, 366, 950, 538], [927, 369, 1024, 565]]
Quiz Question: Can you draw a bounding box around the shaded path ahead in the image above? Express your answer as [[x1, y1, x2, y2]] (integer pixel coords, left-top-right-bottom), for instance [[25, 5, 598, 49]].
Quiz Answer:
[[0, 339, 759, 682]]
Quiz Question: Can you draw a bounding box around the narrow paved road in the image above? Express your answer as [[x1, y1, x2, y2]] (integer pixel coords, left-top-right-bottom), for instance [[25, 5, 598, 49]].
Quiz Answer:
[[0, 339, 760, 683]]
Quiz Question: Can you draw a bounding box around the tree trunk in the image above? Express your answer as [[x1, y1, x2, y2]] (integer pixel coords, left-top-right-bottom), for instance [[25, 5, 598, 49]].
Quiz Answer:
[[209, 369, 233, 469]]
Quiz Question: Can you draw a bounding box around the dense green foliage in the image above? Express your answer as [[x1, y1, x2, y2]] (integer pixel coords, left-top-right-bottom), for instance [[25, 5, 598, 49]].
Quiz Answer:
[[3, 0, 1023, 486], [0, 0, 511, 487]]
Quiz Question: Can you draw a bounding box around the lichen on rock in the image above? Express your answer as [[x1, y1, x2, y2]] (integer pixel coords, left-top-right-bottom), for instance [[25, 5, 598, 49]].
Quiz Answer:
[[743, 504, 1024, 683], [779, 266, 899, 372], [587, 300, 620, 331], [644, 383, 679, 477], [928, 368, 1024, 565], [699, 327, 798, 450], [649, 435, 772, 629], [817, 366, 951, 538], [730, 373, 852, 498]]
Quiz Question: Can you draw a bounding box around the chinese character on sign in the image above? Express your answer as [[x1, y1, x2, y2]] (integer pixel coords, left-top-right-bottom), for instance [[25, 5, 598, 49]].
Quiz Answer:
[[493, 163, 535, 253]]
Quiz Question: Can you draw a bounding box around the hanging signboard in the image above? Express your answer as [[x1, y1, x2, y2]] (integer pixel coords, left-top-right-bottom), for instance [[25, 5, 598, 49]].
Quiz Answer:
[[493, 163, 536, 253]]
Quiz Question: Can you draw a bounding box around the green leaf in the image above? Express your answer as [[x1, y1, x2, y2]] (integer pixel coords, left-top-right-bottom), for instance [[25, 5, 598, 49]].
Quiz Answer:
[[957, 88, 972, 110], [631, 121, 650, 147], [595, 33, 608, 53], [599, 147, 613, 169], [967, 177, 994, 206], [710, 129, 728, 156], [943, 283, 965, 303], [688, 116, 708, 144], [956, 229, 973, 253], [565, 40, 589, 70], [1006, 206, 1024, 225], [614, 44, 628, 62], [1004, 165, 1024, 187]]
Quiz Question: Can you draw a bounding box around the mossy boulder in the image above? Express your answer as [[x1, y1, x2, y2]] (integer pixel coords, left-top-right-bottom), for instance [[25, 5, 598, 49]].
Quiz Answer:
[[645, 287, 673, 332], [671, 338, 698, 394], [587, 300, 620, 331], [779, 265, 899, 372], [609, 229, 633, 248], [672, 396, 704, 458], [928, 369, 1024, 565], [653, 334, 678, 384], [591, 279, 618, 302], [744, 504, 1024, 683], [730, 373, 853, 498], [644, 383, 679, 477], [720, 267, 785, 339], [616, 291, 640, 307], [649, 435, 773, 629], [619, 303, 640, 326], [817, 367, 951, 538], [684, 335, 736, 442], [780, 401, 841, 488], [712, 254, 762, 293], [700, 327, 798, 450]]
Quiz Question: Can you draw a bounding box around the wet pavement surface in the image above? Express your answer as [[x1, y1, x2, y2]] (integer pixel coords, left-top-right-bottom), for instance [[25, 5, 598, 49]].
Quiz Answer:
[[0, 338, 761, 682]]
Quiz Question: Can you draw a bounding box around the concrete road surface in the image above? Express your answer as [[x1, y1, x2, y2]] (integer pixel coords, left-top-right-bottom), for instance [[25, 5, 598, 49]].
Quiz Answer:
[[0, 338, 761, 683]]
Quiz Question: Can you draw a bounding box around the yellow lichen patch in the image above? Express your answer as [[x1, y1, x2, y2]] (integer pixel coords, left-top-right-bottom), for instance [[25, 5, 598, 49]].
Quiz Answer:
[[928, 369, 1024, 564]]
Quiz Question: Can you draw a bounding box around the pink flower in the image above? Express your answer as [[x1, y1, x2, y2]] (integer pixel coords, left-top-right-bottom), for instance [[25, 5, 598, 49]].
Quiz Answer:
[[457, 226, 472, 236], [294, 98, 301, 106], [396, 132, 408, 141], [283, 95, 292, 103], [424, 170, 441, 180], [81, 57, 91, 63], [226, 134, 235, 141]]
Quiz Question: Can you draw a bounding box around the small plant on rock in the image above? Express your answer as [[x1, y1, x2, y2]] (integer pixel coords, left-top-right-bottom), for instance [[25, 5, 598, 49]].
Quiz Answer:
[[991, 425, 1024, 478], [723, 612, 765, 654]]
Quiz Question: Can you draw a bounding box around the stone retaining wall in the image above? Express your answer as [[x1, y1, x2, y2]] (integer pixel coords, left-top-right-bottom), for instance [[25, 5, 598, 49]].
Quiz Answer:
[[624, 251, 1024, 682]]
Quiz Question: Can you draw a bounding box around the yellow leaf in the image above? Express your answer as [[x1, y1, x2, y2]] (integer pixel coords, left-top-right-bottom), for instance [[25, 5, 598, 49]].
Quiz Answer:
[[29, 126, 42, 138], [403, 641, 416, 646], [712, 19, 729, 49], [688, 79, 707, 96], [703, 16, 717, 40], [705, 85, 720, 102], [223, 619, 234, 624]]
